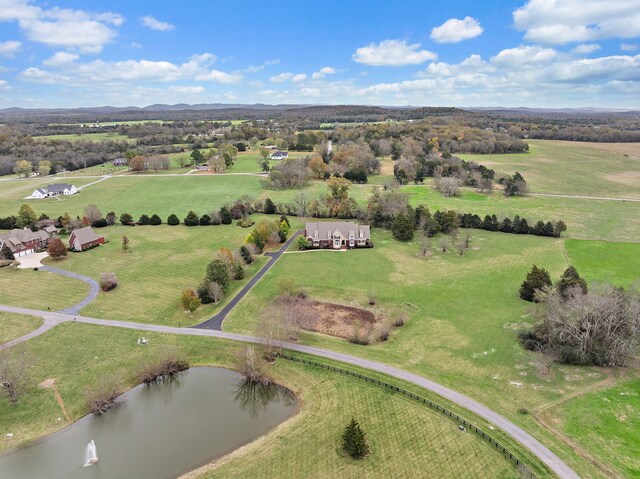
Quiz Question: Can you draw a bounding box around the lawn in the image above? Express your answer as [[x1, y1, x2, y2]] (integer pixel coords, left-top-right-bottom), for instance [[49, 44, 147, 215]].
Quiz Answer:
[[565, 240, 640, 287], [0, 267, 88, 311], [550, 379, 640, 478], [0, 313, 42, 345], [54, 163, 128, 177], [0, 323, 526, 479], [41, 221, 295, 326], [223, 228, 638, 478], [460, 140, 640, 198]]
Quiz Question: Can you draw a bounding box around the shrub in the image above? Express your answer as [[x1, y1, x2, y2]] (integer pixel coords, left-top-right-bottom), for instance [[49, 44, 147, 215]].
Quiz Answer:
[[139, 355, 189, 384], [377, 323, 391, 341], [199, 214, 211, 226], [47, 238, 68, 259], [119, 213, 134, 226], [239, 245, 253, 264], [367, 292, 376, 305], [219, 206, 233, 224], [137, 214, 150, 225], [149, 214, 162, 225], [236, 217, 255, 228], [198, 280, 224, 304], [167, 214, 180, 226], [86, 379, 121, 415], [264, 197, 277, 214], [184, 210, 200, 226], [180, 288, 200, 313], [296, 236, 310, 250], [392, 310, 408, 327], [99, 272, 118, 292], [349, 323, 373, 345], [391, 213, 414, 241], [92, 218, 108, 228], [233, 263, 245, 280], [105, 211, 116, 226]]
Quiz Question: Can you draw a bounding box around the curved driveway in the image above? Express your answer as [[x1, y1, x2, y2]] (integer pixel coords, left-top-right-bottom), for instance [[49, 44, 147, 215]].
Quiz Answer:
[[0, 304, 579, 479], [40, 265, 100, 315]]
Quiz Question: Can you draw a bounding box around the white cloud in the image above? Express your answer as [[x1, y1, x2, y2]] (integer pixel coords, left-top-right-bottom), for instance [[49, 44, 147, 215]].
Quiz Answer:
[[621, 43, 639, 52], [0, 0, 124, 53], [22, 53, 242, 85], [491, 45, 558, 66], [43, 51, 79, 66], [270, 72, 293, 82], [514, 0, 640, 44], [0, 40, 21, 57], [352, 39, 437, 66], [312, 66, 337, 79], [140, 15, 175, 32], [291, 73, 307, 82], [167, 85, 204, 94], [571, 44, 601, 54], [430, 17, 483, 43], [0, 79, 10, 90]]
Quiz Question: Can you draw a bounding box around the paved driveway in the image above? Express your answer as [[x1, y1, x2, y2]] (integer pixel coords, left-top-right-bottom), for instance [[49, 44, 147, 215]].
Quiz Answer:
[[16, 252, 49, 269]]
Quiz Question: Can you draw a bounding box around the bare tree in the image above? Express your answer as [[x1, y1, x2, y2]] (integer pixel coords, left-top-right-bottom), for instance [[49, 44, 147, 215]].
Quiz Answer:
[[293, 192, 309, 220], [208, 281, 224, 304], [257, 305, 285, 355], [236, 346, 270, 383], [275, 294, 314, 341], [83, 204, 103, 224], [0, 349, 30, 404], [417, 235, 432, 257], [434, 176, 462, 197]]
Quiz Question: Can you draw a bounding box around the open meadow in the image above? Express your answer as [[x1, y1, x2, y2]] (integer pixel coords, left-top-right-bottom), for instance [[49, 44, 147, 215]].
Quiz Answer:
[[460, 140, 640, 199], [0, 313, 42, 344]]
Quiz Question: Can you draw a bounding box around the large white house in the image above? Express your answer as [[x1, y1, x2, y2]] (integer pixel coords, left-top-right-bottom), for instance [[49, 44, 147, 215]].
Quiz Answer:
[[30, 183, 78, 199], [270, 151, 289, 160]]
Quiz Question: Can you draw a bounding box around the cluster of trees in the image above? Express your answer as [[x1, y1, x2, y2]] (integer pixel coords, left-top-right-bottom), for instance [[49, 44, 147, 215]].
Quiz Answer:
[[245, 217, 290, 251], [519, 265, 639, 366], [459, 213, 565, 237]]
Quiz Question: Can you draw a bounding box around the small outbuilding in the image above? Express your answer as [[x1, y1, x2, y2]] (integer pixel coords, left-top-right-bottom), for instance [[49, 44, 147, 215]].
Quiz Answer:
[[69, 226, 105, 252], [270, 151, 289, 160]]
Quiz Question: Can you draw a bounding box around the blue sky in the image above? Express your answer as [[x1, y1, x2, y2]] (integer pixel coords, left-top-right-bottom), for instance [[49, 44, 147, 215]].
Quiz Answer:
[[0, 0, 639, 108]]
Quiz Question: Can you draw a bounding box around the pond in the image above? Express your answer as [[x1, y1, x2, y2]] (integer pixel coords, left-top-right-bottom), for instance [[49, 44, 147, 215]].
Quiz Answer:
[[0, 367, 297, 479]]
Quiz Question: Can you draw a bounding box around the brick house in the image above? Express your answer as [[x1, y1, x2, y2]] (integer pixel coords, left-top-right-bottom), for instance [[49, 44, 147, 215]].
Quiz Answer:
[[0, 228, 52, 258], [69, 226, 105, 252]]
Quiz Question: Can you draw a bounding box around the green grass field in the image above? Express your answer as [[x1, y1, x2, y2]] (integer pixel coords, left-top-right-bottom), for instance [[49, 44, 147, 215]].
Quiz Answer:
[[0, 313, 42, 344], [0, 267, 88, 311], [550, 379, 640, 478], [565, 240, 640, 287], [54, 163, 128, 177], [460, 140, 640, 198], [41, 220, 298, 325], [0, 323, 526, 479]]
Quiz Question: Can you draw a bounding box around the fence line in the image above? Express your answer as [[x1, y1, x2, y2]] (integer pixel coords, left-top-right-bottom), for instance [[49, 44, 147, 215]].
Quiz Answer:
[[278, 352, 537, 479]]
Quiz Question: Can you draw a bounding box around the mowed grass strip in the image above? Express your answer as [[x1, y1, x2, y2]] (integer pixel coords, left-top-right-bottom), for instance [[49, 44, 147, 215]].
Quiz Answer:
[[460, 140, 640, 198], [0, 313, 42, 345], [565, 239, 640, 287], [0, 267, 88, 311], [0, 323, 520, 479]]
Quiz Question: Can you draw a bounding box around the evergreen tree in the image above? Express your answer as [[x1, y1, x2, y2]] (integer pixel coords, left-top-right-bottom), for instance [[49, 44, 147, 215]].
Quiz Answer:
[[184, 211, 200, 226], [423, 217, 440, 237], [149, 214, 162, 225], [138, 214, 150, 225], [199, 214, 211, 226], [341, 418, 370, 459], [167, 214, 180, 226], [119, 213, 134, 226], [219, 206, 233, 224], [519, 265, 552, 302], [542, 221, 555, 237], [517, 218, 529, 234], [205, 259, 230, 292], [190, 148, 204, 166], [499, 217, 513, 233], [392, 213, 415, 241], [264, 197, 277, 214], [16, 204, 37, 228], [239, 245, 253, 264], [557, 266, 588, 298]]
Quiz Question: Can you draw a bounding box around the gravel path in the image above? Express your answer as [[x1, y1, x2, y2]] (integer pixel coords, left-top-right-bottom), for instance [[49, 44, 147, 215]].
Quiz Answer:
[[0, 304, 579, 478]]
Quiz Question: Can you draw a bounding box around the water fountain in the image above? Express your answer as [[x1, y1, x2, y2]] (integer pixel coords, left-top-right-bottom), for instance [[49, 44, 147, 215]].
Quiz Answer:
[[84, 440, 99, 467]]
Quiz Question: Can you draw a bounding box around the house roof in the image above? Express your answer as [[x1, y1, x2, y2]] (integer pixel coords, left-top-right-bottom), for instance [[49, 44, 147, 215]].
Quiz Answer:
[[0, 228, 48, 252], [34, 183, 75, 195], [305, 221, 370, 240], [44, 225, 58, 233], [271, 150, 288, 156], [71, 226, 103, 245]]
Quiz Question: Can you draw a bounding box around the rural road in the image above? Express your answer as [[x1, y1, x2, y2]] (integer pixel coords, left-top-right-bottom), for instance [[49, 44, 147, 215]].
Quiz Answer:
[[194, 230, 302, 331], [0, 304, 579, 479]]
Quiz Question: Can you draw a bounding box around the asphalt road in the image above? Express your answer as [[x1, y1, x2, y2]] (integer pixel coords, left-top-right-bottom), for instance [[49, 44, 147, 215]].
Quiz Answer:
[[0, 304, 579, 479]]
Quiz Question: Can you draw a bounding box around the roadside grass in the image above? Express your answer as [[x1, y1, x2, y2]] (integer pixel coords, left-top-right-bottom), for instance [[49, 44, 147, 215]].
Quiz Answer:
[[460, 140, 640, 199], [550, 379, 640, 478], [224, 228, 638, 478], [0, 177, 96, 202], [54, 163, 128, 177], [0, 323, 524, 479], [565, 239, 640, 287], [0, 267, 88, 311], [0, 313, 42, 344], [41, 221, 293, 326]]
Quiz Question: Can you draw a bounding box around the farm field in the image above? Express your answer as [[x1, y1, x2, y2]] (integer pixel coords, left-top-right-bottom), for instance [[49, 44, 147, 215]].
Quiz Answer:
[[0, 323, 527, 479], [0, 313, 42, 345], [42, 220, 297, 326], [461, 140, 640, 199], [549, 379, 640, 479], [0, 267, 88, 311], [565, 239, 640, 287], [33, 132, 135, 143], [223, 228, 640, 477]]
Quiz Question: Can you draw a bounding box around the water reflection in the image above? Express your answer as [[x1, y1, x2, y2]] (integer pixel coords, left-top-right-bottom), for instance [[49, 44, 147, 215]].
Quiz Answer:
[[234, 379, 297, 418]]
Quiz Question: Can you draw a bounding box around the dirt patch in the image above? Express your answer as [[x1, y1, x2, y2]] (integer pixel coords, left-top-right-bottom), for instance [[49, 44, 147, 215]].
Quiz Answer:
[[39, 378, 70, 421], [301, 301, 379, 340], [604, 171, 640, 188]]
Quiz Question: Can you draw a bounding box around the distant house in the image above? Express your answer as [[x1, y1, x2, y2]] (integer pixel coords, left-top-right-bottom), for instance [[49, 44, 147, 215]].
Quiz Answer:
[[30, 183, 77, 199], [304, 221, 372, 249], [270, 151, 289, 160], [112, 158, 127, 166], [0, 228, 52, 258], [69, 226, 105, 252]]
